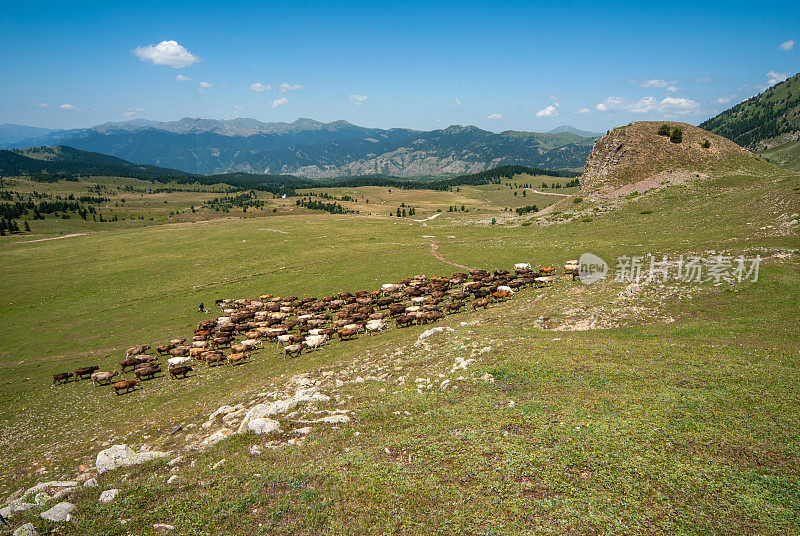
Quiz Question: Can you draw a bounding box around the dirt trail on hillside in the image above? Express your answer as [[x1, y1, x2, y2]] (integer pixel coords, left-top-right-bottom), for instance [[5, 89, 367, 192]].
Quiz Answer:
[[5, 232, 87, 245], [428, 238, 472, 270]]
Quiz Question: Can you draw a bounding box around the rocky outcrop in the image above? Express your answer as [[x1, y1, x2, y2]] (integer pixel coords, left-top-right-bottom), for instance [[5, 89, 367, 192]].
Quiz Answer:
[[580, 121, 762, 193], [96, 445, 168, 474]]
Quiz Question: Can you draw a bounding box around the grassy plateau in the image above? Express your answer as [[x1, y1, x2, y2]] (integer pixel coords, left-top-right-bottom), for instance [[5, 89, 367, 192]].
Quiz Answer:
[[0, 165, 798, 535]]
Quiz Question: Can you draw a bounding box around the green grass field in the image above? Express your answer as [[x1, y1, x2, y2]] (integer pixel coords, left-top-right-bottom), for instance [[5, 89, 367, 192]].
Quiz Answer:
[[0, 168, 798, 534]]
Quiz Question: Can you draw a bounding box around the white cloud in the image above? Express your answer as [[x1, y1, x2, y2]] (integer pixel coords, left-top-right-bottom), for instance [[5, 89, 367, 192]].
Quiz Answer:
[[716, 95, 735, 104], [271, 97, 289, 108], [454, 98, 461, 106], [249, 82, 270, 92], [779, 39, 795, 51], [278, 82, 304, 93], [35, 103, 48, 108], [535, 105, 558, 117], [348, 94, 368, 105], [640, 79, 675, 88], [595, 95, 699, 115], [60, 104, 79, 111], [487, 113, 502, 119], [133, 40, 199, 69], [174, 74, 193, 82], [667, 86, 678, 93], [694, 77, 713, 83], [766, 70, 789, 86], [233, 104, 245, 110], [436, 118, 443, 122], [124, 108, 144, 117], [200, 81, 212, 88], [657, 97, 701, 114], [576, 108, 590, 114]]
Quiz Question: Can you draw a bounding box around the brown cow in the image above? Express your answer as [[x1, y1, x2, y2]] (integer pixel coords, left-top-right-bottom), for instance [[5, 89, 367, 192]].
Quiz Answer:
[[134, 365, 160, 381], [74, 365, 99, 380], [125, 345, 150, 358], [226, 352, 249, 365], [169, 365, 193, 379], [156, 344, 174, 355], [283, 344, 303, 359], [120, 357, 145, 373], [337, 328, 357, 341], [112, 380, 139, 395], [396, 315, 415, 327], [52, 372, 73, 385], [472, 297, 491, 310]]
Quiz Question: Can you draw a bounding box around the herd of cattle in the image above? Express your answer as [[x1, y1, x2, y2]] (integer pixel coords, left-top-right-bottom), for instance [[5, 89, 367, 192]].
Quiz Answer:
[[51, 262, 578, 395]]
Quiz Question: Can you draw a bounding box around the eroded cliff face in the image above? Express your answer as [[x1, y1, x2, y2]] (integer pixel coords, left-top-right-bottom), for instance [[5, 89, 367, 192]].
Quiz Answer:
[[580, 121, 761, 193]]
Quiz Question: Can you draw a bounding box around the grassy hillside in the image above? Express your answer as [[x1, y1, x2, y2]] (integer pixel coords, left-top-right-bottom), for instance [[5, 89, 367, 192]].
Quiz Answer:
[[0, 151, 798, 534], [699, 73, 800, 151], [760, 139, 800, 171]]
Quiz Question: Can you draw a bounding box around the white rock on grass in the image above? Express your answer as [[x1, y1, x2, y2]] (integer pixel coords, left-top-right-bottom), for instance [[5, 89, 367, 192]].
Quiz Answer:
[[83, 478, 98, 488], [39, 501, 75, 522], [96, 445, 168, 474], [167, 475, 179, 485], [197, 428, 234, 449], [416, 326, 454, 345], [210, 459, 226, 471], [0, 500, 34, 518], [13, 523, 38, 536], [98, 489, 119, 504]]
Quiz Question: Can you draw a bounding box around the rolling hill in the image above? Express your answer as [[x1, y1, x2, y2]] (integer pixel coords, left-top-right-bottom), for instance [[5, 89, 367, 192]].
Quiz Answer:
[[699, 73, 800, 168], [580, 121, 766, 192], [4, 118, 597, 177]]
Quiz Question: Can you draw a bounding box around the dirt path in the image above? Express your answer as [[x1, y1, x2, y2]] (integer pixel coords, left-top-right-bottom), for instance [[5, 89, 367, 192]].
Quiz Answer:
[[412, 213, 442, 223], [526, 188, 571, 197], [5, 232, 88, 245], [427, 238, 472, 270]]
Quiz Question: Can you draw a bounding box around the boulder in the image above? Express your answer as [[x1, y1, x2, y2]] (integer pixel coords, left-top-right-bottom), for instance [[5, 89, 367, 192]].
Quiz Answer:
[[39, 501, 75, 522], [83, 478, 98, 489], [98, 489, 119, 503], [96, 444, 168, 474], [13, 523, 38, 536]]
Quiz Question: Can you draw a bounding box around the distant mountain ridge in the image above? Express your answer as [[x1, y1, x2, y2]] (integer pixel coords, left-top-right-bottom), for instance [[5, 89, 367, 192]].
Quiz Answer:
[[700, 73, 800, 151], [3, 117, 598, 177], [547, 125, 603, 138]]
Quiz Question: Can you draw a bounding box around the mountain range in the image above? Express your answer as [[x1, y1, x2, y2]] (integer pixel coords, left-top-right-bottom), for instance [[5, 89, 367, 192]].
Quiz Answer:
[[0, 118, 597, 178]]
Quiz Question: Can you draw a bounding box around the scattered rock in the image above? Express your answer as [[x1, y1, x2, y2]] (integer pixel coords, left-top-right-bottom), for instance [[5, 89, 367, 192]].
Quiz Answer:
[[39, 501, 75, 522], [167, 476, 178, 485], [210, 459, 226, 470], [33, 492, 50, 506], [98, 489, 119, 504], [96, 445, 168, 474], [416, 326, 454, 344], [480, 373, 496, 383], [249, 445, 263, 455], [13, 523, 37, 536], [83, 478, 98, 489], [167, 456, 182, 467], [197, 428, 234, 449], [153, 523, 175, 531]]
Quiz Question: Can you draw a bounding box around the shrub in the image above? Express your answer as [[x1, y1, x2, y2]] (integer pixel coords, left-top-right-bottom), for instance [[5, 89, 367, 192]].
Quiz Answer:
[[582, 217, 593, 222], [657, 124, 671, 136], [701, 139, 711, 148], [670, 128, 683, 143], [640, 209, 653, 214], [521, 221, 532, 227], [573, 197, 582, 204]]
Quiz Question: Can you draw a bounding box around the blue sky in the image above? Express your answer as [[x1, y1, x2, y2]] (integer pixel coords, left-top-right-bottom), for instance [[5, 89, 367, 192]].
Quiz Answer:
[[1, 1, 798, 132]]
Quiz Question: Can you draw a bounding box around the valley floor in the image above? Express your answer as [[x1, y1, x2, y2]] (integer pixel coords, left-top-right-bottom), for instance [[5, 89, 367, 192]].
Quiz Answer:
[[0, 168, 798, 534]]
